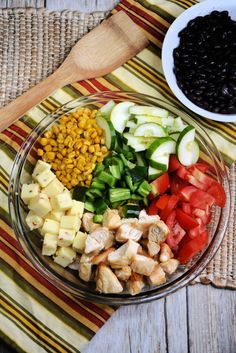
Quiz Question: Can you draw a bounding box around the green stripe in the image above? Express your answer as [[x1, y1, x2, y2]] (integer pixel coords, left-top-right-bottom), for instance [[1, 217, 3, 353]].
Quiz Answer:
[[168, 0, 188, 10], [1, 260, 94, 340], [137, 0, 176, 23], [0, 329, 26, 353], [1, 309, 55, 353], [2, 290, 80, 353], [63, 85, 83, 99]]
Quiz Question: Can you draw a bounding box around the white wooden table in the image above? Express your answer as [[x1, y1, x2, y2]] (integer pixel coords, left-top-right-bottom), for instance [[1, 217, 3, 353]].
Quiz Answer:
[[0, 1, 235, 353]]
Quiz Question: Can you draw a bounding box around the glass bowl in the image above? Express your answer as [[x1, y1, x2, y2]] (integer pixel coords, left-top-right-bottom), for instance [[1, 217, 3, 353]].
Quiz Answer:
[[9, 91, 230, 305]]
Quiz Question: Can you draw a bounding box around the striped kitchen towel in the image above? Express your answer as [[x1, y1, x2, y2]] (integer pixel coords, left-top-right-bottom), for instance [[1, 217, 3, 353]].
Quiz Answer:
[[1, 1, 236, 353]]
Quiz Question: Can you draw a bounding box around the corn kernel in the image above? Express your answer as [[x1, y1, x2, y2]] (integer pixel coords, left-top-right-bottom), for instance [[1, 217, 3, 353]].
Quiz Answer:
[[71, 179, 78, 187], [67, 164, 74, 169], [44, 131, 53, 139], [44, 145, 52, 152], [57, 153, 63, 160], [37, 148, 44, 156], [46, 152, 55, 160], [56, 171, 61, 178], [40, 137, 48, 146], [89, 145, 95, 153], [81, 145, 88, 154]]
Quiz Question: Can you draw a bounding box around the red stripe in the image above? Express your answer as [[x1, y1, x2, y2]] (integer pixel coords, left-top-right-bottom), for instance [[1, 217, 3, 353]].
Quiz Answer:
[[10, 124, 29, 139], [3, 130, 23, 147], [77, 80, 97, 94], [1, 230, 111, 322], [121, 0, 167, 32], [88, 78, 111, 92]]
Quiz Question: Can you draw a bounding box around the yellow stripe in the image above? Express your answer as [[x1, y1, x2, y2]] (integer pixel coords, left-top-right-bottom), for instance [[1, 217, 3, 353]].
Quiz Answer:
[[2, 299, 69, 353]]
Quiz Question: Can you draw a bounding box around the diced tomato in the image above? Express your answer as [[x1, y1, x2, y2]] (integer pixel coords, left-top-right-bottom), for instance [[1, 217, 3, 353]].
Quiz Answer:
[[176, 208, 199, 230], [192, 207, 211, 225], [166, 210, 186, 251], [148, 198, 159, 215], [190, 190, 215, 210], [177, 165, 189, 179], [177, 230, 209, 264], [168, 155, 181, 172], [207, 181, 226, 208], [178, 186, 198, 202], [160, 194, 179, 221], [170, 174, 190, 195], [156, 194, 170, 210], [188, 163, 209, 173], [188, 219, 206, 239], [181, 202, 192, 215], [185, 174, 207, 190], [149, 173, 170, 199]]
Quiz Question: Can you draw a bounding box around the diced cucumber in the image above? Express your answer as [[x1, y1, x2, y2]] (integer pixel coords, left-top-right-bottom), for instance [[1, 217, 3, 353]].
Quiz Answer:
[[97, 171, 116, 187], [169, 132, 180, 141], [120, 153, 136, 169], [126, 166, 148, 183], [109, 164, 121, 179], [146, 137, 176, 160], [148, 166, 163, 181], [135, 152, 147, 166], [134, 123, 167, 137], [129, 106, 168, 118], [99, 100, 116, 117], [149, 154, 169, 171], [93, 163, 105, 177], [96, 115, 116, 149], [123, 133, 155, 152], [72, 186, 88, 202], [94, 199, 109, 214], [137, 180, 152, 197], [123, 205, 140, 218], [93, 214, 103, 223], [109, 188, 131, 203], [136, 115, 162, 125], [176, 125, 199, 166], [110, 101, 134, 133], [85, 200, 95, 212]]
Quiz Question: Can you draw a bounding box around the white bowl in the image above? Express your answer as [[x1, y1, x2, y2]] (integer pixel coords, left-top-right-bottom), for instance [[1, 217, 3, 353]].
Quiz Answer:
[[162, 0, 236, 122]]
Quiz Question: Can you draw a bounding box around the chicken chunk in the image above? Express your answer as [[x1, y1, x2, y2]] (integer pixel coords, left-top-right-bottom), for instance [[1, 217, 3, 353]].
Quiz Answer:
[[148, 264, 166, 286], [102, 209, 121, 230], [159, 243, 174, 263], [108, 239, 140, 269], [126, 273, 145, 296], [138, 210, 160, 236], [115, 266, 131, 282], [82, 213, 100, 233], [116, 223, 143, 243], [85, 227, 114, 254], [147, 221, 169, 257], [68, 255, 81, 270], [131, 254, 156, 276], [79, 254, 92, 282], [91, 247, 115, 265], [96, 264, 123, 294], [160, 259, 179, 275]]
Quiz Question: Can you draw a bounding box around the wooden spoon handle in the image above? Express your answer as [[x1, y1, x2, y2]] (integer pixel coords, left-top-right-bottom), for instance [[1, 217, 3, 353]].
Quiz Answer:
[[0, 68, 72, 132]]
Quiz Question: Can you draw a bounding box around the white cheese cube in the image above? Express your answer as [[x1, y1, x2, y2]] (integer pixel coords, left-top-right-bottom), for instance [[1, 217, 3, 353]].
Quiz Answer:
[[58, 228, 76, 247], [47, 210, 65, 222], [60, 215, 81, 231], [73, 231, 87, 253], [34, 169, 56, 188], [67, 200, 84, 218], [41, 178, 64, 196], [26, 210, 44, 230], [41, 219, 60, 235], [42, 233, 58, 256], [21, 183, 40, 204], [29, 193, 52, 217], [32, 160, 51, 180], [54, 246, 76, 267], [50, 193, 73, 211]]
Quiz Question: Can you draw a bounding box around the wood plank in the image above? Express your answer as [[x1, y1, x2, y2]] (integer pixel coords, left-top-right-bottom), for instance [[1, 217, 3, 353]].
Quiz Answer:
[[165, 287, 188, 353], [187, 285, 236, 353], [46, 0, 119, 12], [2, 0, 44, 7], [83, 299, 167, 353]]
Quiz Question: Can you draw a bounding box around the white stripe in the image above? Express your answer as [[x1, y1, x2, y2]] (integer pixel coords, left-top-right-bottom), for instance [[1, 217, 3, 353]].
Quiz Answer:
[[137, 48, 164, 75], [1, 271, 89, 352]]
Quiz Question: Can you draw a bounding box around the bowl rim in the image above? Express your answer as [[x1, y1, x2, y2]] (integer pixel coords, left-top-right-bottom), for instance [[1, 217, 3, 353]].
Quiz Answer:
[[162, 0, 236, 123], [8, 91, 231, 305]]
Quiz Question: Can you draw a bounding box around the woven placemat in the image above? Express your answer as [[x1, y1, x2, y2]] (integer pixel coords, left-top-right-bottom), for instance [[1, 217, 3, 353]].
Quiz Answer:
[[0, 8, 235, 289]]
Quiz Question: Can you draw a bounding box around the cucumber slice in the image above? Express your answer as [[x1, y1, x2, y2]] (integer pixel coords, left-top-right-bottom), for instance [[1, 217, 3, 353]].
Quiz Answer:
[[148, 166, 163, 181], [170, 132, 180, 141], [162, 116, 174, 127], [172, 116, 186, 132], [176, 125, 199, 166], [136, 115, 162, 125], [110, 101, 134, 133], [96, 115, 116, 149], [130, 106, 168, 118], [126, 120, 137, 129], [123, 133, 155, 152], [149, 154, 169, 171], [146, 137, 176, 160], [134, 123, 167, 137], [99, 100, 116, 117]]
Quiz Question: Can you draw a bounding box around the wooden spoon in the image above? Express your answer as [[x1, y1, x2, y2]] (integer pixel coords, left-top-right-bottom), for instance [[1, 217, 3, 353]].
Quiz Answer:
[[0, 11, 148, 132]]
